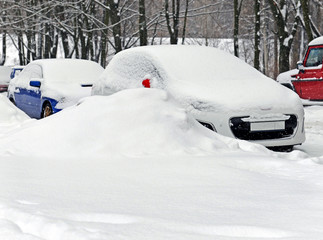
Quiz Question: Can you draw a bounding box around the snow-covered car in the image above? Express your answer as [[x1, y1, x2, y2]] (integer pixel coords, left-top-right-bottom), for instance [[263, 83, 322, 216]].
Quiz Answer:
[[0, 66, 12, 93], [8, 59, 104, 119], [92, 45, 305, 149]]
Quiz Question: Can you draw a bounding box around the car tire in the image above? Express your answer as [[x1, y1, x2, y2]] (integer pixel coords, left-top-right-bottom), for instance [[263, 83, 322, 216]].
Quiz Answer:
[[41, 102, 53, 118]]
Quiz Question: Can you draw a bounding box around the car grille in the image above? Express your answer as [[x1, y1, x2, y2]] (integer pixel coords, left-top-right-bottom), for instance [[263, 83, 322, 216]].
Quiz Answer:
[[229, 115, 298, 140]]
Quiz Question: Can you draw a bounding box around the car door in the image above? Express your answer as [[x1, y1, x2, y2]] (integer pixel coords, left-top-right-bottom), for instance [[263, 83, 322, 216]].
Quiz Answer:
[[23, 64, 43, 118], [14, 64, 43, 118], [14, 66, 31, 114]]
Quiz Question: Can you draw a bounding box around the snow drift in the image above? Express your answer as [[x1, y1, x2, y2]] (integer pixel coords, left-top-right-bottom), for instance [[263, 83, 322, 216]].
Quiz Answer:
[[0, 89, 241, 158], [1, 90, 323, 240], [0, 94, 30, 133]]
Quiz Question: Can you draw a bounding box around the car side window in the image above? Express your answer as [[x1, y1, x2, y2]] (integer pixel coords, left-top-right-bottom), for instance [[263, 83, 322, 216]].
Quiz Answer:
[[305, 48, 323, 67], [29, 64, 43, 79], [16, 64, 43, 88], [17, 66, 32, 86]]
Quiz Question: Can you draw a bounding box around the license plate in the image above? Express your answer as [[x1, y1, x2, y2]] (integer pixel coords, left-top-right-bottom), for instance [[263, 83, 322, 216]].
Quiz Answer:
[[250, 121, 285, 132]]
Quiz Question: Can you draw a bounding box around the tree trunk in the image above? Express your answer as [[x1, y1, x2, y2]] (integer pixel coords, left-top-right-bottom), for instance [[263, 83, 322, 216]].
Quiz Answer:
[[44, 22, 51, 59], [100, 2, 109, 67], [18, 34, 25, 65], [107, 0, 122, 53], [139, 0, 148, 46], [268, 0, 300, 73], [234, 0, 243, 57], [274, 32, 278, 79], [300, 0, 313, 41], [165, 0, 180, 45], [254, 0, 261, 70], [182, 0, 189, 45], [0, 32, 6, 65]]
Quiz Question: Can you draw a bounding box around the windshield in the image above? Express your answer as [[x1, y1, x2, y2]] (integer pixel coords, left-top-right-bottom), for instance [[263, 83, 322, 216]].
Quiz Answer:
[[305, 47, 323, 67]]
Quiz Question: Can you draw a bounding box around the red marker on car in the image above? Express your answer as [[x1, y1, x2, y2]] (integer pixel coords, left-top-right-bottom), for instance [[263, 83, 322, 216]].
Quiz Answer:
[[142, 79, 151, 88]]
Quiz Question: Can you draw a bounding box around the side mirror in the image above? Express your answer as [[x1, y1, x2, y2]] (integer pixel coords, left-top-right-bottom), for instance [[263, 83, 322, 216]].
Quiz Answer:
[[297, 61, 305, 73], [29, 79, 42, 88], [296, 61, 304, 70]]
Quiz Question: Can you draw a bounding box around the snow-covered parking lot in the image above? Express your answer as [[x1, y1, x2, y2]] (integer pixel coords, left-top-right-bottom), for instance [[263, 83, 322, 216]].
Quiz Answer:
[[0, 89, 323, 240]]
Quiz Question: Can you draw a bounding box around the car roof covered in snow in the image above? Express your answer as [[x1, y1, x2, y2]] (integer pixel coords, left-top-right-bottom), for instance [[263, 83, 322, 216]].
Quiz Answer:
[[93, 45, 301, 111], [309, 36, 323, 46], [29, 59, 104, 83]]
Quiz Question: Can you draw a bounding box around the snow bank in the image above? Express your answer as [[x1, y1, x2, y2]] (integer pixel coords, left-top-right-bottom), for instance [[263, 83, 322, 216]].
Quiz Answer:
[[1, 91, 323, 239], [0, 94, 30, 131], [295, 106, 323, 157], [0, 89, 243, 158]]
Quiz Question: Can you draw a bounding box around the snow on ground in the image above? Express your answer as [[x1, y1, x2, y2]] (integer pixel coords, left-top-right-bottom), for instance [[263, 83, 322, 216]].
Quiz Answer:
[[0, 89, 323, 239], [0, 93, 31, 134], [295, 105, 323, 157]]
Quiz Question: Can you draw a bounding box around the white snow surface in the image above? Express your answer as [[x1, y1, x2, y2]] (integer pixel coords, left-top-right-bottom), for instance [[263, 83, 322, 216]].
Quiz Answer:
[[0, 66, 11, 84], [93, 45, 302, 112], [0, 89, 235, 158], [0, 88, 323, 239], [276, 69, 299, 84], [309, 36, 323, 46], [0, 94, 30, 132]]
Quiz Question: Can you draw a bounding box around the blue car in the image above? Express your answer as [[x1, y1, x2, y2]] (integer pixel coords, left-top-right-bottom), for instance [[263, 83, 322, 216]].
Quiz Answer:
[[7, 59, 104, 119], [10, 65, 24, 79]]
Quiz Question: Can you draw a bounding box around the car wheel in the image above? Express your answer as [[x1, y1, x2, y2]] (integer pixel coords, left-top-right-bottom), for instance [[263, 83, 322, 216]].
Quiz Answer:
[[41, 102, 53, 118]]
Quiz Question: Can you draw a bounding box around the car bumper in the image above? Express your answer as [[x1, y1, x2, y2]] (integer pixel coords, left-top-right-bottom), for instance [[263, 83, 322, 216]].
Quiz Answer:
[[192, 108, 306, 147]]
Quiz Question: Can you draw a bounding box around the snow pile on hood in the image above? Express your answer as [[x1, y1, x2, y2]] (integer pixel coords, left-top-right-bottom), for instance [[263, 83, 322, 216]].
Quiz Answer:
[[276, 69, 299, 84], [93, 45, 302, 112], [0, 89, 245, 158], [0, 94, 29, 128]]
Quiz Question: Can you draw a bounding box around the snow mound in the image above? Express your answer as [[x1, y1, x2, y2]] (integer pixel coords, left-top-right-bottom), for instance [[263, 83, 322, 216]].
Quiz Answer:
[[276, 69, 298, 84], [0, 94, 30, 127], [0, 89, 234, 158]]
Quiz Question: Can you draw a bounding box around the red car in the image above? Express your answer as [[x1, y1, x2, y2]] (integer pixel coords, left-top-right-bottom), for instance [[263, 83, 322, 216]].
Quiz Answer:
[[292, 36, 323, 100]]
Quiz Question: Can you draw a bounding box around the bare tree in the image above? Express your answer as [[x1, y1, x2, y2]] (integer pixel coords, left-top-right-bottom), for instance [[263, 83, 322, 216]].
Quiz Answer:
[[164, 0, 180, 44], [139, 0, 147, 46], [268, 0, 301, 73], [234, 0, 243, 57], [254, 0, 260, 70], [299, 0, 320, 41]]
